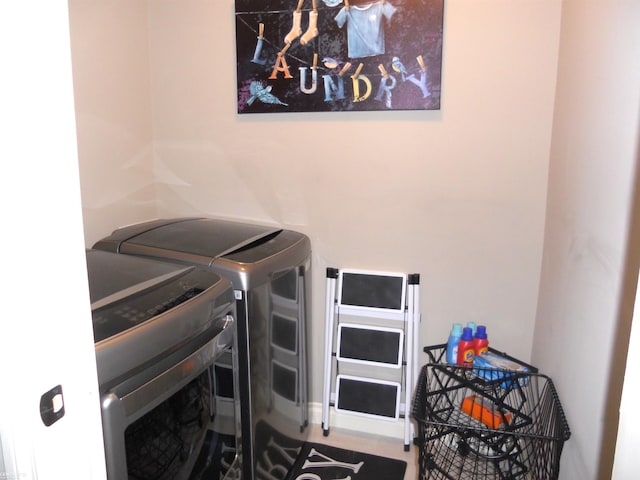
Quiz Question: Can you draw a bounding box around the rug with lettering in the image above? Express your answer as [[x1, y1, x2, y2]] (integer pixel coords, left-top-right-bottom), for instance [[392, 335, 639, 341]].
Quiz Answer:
[[255, 421, 407, 480], [286, 441, 407, 480]]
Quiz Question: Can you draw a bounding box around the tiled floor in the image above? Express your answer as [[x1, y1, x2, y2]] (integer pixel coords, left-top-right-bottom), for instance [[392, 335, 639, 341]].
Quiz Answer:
[[306, 425, 419, 479]]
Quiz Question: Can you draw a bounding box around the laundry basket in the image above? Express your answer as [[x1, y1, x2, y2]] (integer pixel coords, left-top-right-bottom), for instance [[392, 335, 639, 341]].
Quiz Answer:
[[412, 345, 570, 480]]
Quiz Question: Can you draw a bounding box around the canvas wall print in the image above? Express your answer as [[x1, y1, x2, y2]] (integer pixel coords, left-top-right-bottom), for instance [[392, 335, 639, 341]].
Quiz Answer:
[[235, 0, 444, 113]]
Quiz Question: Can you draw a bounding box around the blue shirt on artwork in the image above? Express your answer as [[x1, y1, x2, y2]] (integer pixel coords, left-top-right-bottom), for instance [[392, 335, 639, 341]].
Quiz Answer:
[[335, 1, 397, 59]]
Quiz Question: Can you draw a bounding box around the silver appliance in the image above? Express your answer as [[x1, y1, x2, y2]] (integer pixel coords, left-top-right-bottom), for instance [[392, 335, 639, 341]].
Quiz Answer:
[[86, 249, 241, 480], [93, 218, 311, 480]]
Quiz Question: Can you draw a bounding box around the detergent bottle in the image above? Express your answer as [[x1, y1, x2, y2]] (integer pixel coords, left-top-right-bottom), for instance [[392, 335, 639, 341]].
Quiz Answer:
[[473, 325, 489, 356], [446, 323, 463, 364], [457, 327, 475, 366]]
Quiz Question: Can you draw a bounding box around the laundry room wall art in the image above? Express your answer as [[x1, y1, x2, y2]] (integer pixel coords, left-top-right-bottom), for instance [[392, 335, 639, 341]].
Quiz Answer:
[[234, 0, 444, 113]]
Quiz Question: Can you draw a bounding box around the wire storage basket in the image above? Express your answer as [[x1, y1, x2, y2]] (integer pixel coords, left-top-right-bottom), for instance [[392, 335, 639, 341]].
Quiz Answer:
[[412, 345, 570, 480]]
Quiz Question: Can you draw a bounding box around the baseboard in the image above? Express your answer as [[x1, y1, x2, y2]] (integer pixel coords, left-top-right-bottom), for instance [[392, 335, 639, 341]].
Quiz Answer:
[[308, 401, 412, 441]]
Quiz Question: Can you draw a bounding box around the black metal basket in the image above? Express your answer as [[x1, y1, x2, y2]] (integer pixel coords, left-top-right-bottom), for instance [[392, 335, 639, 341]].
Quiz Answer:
[[412, 345, 570, 480]]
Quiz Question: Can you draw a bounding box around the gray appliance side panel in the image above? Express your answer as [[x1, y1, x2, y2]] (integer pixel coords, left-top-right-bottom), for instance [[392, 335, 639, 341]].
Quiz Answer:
[[213, 234, 311, 290]]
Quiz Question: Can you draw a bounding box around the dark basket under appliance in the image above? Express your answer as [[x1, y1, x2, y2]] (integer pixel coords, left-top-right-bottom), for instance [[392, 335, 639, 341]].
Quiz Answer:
[[125, 372, 210, 480], [412, 345, 570, 480]]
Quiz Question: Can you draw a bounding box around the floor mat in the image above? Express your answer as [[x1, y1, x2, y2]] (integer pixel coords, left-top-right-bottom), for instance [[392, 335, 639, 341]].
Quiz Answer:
[[254, 421, 407, 480], [286, 441, 407, 480]]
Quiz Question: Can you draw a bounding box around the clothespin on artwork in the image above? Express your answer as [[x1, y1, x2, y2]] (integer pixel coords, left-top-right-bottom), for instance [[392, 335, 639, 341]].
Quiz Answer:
[[313, 53, 318, 71], [279, 42, 291, 57], [351, 63, 364, 80], [344, 0, 350, 10], [338, 62, 352, 77], [251, 23, 267, 65], [378, 64, 389, 79], [417, 55, 426, 72]]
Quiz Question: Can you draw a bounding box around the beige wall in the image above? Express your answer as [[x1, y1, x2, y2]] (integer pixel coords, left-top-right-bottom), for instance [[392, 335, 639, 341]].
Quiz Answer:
[[533, 1, 640, 478], [69, 0, 157, 240]]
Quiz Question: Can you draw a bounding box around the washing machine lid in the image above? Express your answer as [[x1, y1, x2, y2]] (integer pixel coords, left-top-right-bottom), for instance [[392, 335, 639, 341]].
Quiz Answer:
[[87, 249, 190, 306], [94, 217, 282, 261], [86, 249, 223, 342]]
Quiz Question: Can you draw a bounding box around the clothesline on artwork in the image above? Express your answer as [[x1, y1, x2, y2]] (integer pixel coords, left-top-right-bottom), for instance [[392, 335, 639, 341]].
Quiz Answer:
[[236, 15, 430, 80]]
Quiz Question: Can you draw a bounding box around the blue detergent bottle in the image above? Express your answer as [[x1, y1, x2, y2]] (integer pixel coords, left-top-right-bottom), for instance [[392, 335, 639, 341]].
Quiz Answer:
[[446, 323, 463, 364]]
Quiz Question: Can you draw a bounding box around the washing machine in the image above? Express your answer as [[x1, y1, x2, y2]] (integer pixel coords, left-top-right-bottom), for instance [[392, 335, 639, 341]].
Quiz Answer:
[[93, 218, 311, 480], [86, 249, 241, 480]]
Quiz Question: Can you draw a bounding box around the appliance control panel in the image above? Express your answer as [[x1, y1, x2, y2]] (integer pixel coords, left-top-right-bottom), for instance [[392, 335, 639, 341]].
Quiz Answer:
[[91, 271, 214, 342]]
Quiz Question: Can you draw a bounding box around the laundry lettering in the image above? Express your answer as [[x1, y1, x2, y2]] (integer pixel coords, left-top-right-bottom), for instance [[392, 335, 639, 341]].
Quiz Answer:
[[299, 67, 318, 94], [264, 53, 428, 109], [406, 70, 431, 98], [350, 65, 372, 103], [375, 75, 397, 108], [301, 448, 364, 473], [251, 22, 267, 65], [321, 75, 346, 102], [269, 53, 294, 80]]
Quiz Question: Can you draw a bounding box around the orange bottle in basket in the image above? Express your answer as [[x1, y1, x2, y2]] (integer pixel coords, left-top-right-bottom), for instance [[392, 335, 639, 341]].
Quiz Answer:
[[457, 327, 475, 366], [461, 395, 511, 428]]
